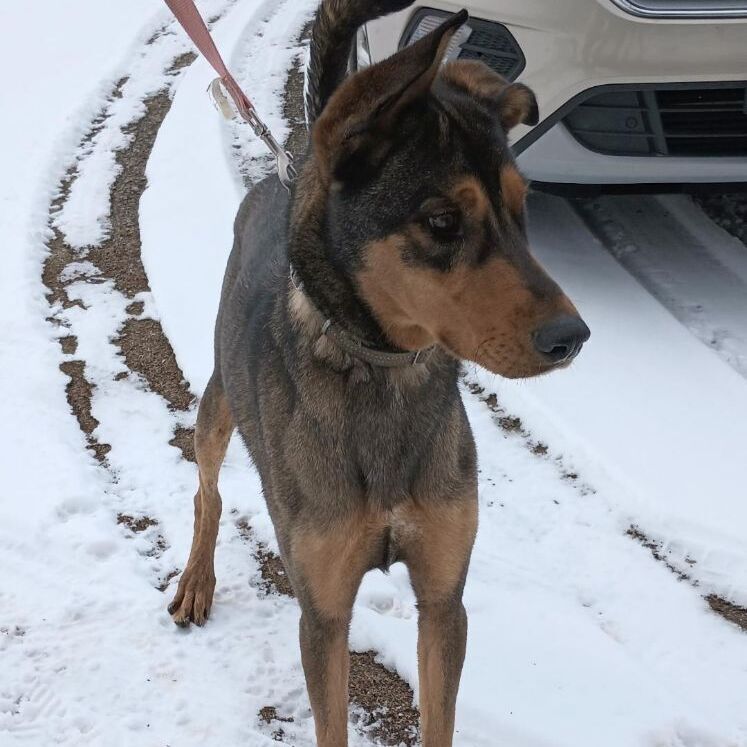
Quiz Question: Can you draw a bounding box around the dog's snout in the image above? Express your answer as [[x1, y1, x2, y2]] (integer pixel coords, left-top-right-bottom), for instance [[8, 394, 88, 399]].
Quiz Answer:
[[533, 315, 590, 364]]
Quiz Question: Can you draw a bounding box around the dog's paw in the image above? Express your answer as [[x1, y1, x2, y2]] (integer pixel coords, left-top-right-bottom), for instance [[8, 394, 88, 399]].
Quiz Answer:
[[168, 562, 216, 627]]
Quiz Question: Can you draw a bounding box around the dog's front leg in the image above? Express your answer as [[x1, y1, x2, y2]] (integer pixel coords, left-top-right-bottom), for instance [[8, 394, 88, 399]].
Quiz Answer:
[[403, 493, 478, 747], [416, 595, 468, 747], [289, 515, 382, 747], [299, 606, 351, 747], [169, 374, 233, 626]]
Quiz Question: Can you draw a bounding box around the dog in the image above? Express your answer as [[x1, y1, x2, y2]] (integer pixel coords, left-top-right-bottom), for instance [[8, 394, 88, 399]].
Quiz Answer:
[[168, 1, 590, 744]]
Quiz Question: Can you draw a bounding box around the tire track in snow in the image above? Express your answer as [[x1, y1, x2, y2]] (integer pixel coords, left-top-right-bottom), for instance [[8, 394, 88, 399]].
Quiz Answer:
[[462, 371, 747, 633]]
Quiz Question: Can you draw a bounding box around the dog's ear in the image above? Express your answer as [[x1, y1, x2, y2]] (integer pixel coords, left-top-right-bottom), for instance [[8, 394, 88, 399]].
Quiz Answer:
[[315, 10, 469, 186], [496, 82, 539, 130], [365, 9, 469, 131], [439, 61, 539, 132]]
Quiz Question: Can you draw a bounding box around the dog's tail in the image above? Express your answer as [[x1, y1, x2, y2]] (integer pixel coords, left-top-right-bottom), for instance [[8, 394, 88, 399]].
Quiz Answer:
[[305, 0, 415, 128]]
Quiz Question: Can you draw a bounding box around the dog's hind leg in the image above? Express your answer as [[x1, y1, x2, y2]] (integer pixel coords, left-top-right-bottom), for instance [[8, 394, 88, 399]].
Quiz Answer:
[[168, 372, 233, 627], [288, 514, 384, 747], [403, 494, 478, 747]]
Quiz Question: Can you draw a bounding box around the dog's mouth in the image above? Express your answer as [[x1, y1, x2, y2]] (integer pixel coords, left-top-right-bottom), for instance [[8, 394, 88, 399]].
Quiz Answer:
[[469, 332, 586, 380]]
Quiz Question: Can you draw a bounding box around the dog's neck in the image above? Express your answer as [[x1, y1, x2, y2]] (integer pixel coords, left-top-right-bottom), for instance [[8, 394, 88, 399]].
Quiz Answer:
[[287, 171, 437, 371], [288, 226, 391, 349], [289, 263, 435, 369], [288, 282, 444, 390]]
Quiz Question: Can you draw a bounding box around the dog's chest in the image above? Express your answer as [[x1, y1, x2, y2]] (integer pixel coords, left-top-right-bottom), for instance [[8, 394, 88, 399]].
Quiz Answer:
[[289, 372, 456, 509]]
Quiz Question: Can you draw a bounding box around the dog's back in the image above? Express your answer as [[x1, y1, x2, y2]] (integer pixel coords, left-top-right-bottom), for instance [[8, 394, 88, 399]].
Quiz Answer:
[[214, 175, 288, 374]]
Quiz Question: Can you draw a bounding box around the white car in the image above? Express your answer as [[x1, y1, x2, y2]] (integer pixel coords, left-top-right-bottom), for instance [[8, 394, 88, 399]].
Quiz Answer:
[[360, 1, 747, 187]]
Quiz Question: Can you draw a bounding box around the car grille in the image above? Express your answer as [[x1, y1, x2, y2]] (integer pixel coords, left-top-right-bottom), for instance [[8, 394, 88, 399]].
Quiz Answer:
[[455, 18, 525, 79], [564, 84, 747, 157], [611, 1, 747, 18], [400, 9, 525, 81]]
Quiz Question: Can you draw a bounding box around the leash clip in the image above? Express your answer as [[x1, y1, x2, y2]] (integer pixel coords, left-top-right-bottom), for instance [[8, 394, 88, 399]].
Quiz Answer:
[[247, 109, 297, 191], [208, 78, 296, 191]]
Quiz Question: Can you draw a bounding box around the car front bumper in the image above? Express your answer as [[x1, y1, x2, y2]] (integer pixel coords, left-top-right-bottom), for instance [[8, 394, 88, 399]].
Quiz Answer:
[[365, 0, 747, 183]]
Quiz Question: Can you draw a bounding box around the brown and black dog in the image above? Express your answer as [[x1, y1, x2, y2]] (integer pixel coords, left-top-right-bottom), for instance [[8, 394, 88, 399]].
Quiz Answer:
[[168, 1, 589, 744]]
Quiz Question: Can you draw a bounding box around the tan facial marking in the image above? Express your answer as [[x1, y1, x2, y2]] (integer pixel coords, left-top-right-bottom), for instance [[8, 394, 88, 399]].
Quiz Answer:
[[361, 241, 521, 354], [500, 166, 528, 216], [452, 176, 491, 222], [357, 233, 570, 378]]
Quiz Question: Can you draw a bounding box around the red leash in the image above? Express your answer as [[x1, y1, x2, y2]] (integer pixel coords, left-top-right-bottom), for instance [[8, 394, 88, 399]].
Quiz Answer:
[[164, 0, 296, 188]]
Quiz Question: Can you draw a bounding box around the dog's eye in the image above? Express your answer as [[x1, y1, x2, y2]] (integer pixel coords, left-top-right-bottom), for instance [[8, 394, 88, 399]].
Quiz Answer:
[[427, 211, 461, 239]]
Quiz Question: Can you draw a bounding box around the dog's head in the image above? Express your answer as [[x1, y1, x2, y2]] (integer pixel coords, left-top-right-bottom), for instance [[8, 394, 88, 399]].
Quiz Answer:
[[305, 10, 589, 378]]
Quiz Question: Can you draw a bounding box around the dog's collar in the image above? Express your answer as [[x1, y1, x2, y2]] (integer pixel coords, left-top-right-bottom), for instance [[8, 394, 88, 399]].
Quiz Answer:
[[290, 264, 436, 369]]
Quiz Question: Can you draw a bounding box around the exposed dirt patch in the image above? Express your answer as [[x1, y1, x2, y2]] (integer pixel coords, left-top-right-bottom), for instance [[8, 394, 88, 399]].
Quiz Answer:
[[255, 546, 295, 598], [116, 318, 193, 410], [236, 518, 295, 598], [59, 335, 78, 355], [259, 706, 295, 724], [478, 391, 525, 435], [157, 568, 181, 593], [117, 513, 159, 533], [350, 652, 419, 747], [498, 415, 522, 433], [169, 425, 196, 463], [706, 595, 747, 631], [627, 526, 746, 632], [58, 360, 110, 462], [626, 526, 692, 583], [146, 535, 169, 558], [44, 141, 113, 463], [282, 22, 313, 161], [125, 301, 145, 316], [117, 513, 167, 558], [44, 58, 196, 471], [258, 705, 294, 742], [96, 78, 194, 413]]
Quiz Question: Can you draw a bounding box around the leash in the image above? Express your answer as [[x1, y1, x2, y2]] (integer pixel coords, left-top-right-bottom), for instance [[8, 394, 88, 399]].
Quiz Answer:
[[164, 0, 296, 189]]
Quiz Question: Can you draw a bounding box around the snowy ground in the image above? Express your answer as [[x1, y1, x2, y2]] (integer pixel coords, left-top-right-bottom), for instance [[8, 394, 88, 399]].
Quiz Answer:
[[2, 1, 747, 746]]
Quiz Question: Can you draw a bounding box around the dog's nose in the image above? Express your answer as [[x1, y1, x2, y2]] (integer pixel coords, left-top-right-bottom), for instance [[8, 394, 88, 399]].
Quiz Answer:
[[533, 315, 590, 364]]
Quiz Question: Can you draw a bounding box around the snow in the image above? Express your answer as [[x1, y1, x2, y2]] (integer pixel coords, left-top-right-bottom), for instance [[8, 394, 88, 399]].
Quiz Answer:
[[490, 194, 747, 599], [578, 193, 747, 378], [2, 1, 747, 746]]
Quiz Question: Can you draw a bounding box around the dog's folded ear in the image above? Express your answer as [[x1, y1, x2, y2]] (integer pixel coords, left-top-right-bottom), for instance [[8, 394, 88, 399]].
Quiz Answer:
[[314, 10, 469, 186], [496, 82, 539, 130], [438, 60, 539, 133]]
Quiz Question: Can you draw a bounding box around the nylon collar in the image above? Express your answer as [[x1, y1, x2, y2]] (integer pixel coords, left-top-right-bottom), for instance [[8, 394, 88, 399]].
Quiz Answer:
[[290, 265, 436, 369]]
